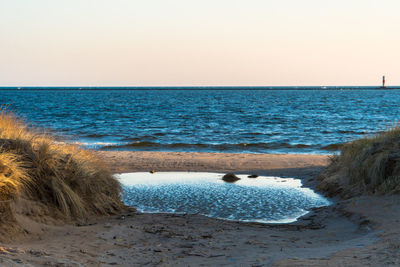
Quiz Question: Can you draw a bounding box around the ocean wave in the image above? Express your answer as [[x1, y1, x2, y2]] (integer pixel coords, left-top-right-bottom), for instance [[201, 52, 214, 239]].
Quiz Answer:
[[68, 141, 121, 147], [321, 130, 369, 135], [84, 134, 110, 138], [337, 130, 368, 135], [100, 141, 342, 152], [321, 144, 342, 151]]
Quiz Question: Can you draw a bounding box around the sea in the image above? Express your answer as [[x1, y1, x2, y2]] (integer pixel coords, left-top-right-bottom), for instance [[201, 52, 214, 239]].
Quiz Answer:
[[1, 87, 400, 154]]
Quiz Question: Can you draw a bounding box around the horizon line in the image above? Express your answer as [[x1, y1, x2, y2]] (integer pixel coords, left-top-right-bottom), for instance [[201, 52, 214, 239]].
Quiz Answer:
[[0, 85, 399, 90], [0, 85, 400, 89]]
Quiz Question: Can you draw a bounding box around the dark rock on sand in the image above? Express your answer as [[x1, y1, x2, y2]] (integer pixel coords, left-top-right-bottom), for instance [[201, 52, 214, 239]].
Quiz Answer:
[[222, 173, 240, 183], [248, 174, 258, 178]]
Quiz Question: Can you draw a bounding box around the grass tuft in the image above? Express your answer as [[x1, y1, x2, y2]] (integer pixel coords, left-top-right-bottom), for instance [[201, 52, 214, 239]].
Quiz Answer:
[[0, 109, 124, 226], [318, 125, 400, 198]]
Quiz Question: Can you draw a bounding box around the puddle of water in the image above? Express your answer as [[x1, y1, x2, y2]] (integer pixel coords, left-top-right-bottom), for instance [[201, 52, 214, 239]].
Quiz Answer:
[[116, 172, 330, 223]]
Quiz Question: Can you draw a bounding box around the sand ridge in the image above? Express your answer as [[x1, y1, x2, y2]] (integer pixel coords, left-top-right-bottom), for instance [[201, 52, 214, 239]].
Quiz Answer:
[[97, 151, 329, 178]]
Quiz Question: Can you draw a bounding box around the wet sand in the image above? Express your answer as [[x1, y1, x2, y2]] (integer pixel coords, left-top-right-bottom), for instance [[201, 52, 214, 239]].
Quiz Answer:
[[0, 152, 399, 266]]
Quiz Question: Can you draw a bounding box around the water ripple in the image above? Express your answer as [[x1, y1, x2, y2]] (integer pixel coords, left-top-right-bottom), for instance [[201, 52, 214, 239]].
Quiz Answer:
[[118, 172, 330, 223]]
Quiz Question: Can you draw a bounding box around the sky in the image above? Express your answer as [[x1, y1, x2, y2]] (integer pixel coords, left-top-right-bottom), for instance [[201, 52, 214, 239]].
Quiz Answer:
[[0, 0, 399, 86]]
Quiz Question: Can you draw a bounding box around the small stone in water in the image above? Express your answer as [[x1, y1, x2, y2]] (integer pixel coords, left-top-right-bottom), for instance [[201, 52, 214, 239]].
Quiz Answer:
[[222, 173, 240, 183]]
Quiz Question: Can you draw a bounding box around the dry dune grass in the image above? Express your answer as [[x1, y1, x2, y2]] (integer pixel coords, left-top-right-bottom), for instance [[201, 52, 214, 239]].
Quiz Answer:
[[318, 126, 400, 198], [0, 110, 124, 230]]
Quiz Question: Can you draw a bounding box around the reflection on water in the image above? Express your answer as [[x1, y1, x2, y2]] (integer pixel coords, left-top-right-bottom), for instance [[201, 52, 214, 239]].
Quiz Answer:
[[117, 172, 330, 223]]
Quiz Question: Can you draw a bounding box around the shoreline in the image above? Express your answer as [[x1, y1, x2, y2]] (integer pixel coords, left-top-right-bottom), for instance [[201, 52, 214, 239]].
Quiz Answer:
[[97, 150, 329, 175], [97, 151, 329, 195], [1, 151, 399, 266]]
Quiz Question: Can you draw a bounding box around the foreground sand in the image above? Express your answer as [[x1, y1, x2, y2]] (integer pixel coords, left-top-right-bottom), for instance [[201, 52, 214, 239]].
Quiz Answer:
[[1, 152, 399, 266]]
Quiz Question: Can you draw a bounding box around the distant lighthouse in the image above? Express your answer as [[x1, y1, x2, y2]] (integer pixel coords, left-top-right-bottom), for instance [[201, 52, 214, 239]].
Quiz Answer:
[[382, 75, 386, 88]]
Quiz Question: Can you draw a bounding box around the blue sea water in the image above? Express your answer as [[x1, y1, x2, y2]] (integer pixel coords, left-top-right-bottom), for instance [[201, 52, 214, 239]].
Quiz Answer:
[[1, 88, 400, 154]]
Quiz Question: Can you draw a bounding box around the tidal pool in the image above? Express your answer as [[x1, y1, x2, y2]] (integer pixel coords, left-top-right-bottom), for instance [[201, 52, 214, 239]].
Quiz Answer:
[[117, 172, 330, 223]]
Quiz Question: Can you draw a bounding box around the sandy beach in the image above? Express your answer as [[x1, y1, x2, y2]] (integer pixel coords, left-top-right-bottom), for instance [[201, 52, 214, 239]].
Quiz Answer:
[[0, 151, 399, 266]]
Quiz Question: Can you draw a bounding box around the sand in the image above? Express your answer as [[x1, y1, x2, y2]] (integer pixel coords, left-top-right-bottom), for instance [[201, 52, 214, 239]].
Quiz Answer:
[[0, 151, 399, 266]]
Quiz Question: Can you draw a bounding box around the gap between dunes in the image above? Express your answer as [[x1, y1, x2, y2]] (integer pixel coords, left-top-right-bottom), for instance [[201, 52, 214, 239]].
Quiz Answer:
[[1, 151, 392, 266]]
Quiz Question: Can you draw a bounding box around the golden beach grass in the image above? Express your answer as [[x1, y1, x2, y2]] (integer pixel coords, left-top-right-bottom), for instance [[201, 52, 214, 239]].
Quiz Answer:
[[318, 126, 400, 198], [0, 110, 123, 226]]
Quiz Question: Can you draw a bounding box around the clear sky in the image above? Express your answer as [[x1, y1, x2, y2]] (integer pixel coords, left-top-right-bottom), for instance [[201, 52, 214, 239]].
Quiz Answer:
[[0, 0, 399, 86]]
